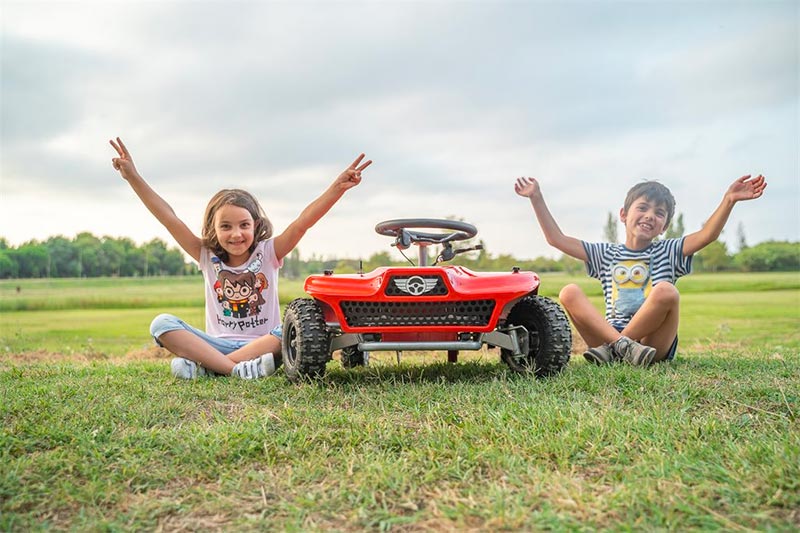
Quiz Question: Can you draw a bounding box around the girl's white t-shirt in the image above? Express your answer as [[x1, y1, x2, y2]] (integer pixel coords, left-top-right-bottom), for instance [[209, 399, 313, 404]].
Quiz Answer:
[[199, 239, 283, 341]]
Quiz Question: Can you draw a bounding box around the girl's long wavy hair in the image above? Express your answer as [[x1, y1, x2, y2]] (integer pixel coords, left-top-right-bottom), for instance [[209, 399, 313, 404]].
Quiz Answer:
[[201, 189, 272, 263]]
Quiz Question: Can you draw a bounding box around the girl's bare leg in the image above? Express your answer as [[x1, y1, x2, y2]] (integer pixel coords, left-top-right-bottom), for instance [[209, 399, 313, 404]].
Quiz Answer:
[[160, 331, 282, 370], [558, 284, 621, 348], [157, 330, 236, 375], [225, 334, 282, 364]]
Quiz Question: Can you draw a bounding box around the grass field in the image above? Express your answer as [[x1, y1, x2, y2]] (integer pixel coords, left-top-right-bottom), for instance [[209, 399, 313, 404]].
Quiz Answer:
[[1, 272, 799, 530]]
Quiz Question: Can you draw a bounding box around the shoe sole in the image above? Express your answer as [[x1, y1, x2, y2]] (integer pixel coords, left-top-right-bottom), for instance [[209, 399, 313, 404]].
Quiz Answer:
[[583, 349, 613, 365]]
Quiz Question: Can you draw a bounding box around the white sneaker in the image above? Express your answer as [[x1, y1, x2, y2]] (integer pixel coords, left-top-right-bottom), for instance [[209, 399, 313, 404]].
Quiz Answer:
[[231, 353, 276, 380], [170, 357, 209, 379]]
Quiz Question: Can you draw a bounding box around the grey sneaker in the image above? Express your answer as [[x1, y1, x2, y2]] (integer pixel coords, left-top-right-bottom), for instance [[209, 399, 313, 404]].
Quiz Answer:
[[583, 343, 616, 365], [231, 353, 276, 380], [612, 336, 656, 367], [171, 357, 210, 379]]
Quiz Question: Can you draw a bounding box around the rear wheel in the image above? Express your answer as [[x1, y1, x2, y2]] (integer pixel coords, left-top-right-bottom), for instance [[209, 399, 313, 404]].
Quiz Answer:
[[501, 295, 572, 377], [282, 298, 330, 382]]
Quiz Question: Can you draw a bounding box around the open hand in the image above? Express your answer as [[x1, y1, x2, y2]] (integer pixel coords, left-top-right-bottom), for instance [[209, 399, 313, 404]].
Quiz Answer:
[[514, 177, 541, 198], [727, 174, 767, 203], [109, 137, 140, 181], [334, 153, 372, 191]]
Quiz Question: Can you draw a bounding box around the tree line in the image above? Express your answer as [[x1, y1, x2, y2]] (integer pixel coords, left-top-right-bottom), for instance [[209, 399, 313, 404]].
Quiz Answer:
[[0, 234, 191, 279], [282, 239, 800, 279], [0, 230, 797, 280]]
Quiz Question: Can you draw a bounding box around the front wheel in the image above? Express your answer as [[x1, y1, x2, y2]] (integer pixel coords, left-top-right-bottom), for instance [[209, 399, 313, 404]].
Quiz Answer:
[[500, 295, 572, 377], [282, 298, 330, 382]]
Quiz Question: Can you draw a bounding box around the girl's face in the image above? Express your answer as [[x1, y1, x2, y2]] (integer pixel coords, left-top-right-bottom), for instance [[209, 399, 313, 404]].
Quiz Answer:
[[214, 204, 255, 266]]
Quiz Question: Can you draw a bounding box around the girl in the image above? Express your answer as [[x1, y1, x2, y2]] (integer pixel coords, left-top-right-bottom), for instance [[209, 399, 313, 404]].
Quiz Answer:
[[110, 137, 371, 380]]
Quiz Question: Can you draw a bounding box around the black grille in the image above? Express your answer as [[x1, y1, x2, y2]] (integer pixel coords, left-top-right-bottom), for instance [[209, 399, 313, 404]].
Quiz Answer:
[[340, 299, 496, 327], [385, 275, 448, 296]]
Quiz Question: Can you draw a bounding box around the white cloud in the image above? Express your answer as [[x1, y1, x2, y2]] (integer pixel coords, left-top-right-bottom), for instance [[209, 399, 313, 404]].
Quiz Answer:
[[1, 0, 797, 262]]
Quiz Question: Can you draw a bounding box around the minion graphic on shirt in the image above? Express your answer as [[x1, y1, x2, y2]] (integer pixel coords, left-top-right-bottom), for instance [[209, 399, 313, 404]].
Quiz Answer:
[[611, 260, 651, 318]]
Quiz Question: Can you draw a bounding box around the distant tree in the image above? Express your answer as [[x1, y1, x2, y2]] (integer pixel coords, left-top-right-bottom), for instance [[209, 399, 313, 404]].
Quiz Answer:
[[478, 239, 491, 264], [14, 243, 49, 278], [603, 212, 618, 243], [526, 255, 562, 273], [46, 236, 83, 277], [664, 213, 685, 239], [281, 248, 302, 279], [0, 250, 18, 278], [123, 246, 145, 277], [694, 240, 731, 272], [736, 222, 748, 252], [161, 248, 188, 275], [75, 232, 102, 277], [100, 237, 125, 276], [734, 241, 800, 271], [557, 254, 584, 274], [143, 238, 180, 276], [363, 251, 395, 271]]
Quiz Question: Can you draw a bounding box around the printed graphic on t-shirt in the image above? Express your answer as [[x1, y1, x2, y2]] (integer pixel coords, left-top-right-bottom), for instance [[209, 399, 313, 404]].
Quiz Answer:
[[210, 253, 268, 319], [610, 259, 651, 317]]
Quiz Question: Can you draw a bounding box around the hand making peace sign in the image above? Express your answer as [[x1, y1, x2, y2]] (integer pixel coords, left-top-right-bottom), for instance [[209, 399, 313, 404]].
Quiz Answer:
[[109, 137, 141, 182], [333, 153, 372, 192]]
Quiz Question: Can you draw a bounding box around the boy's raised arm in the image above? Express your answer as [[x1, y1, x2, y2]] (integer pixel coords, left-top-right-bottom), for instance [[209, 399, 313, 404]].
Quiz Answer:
[[273, 153, 372, 260], [515, 177, 587, 261], [110, 137, 202, 262], [682, 174, 767, 257]]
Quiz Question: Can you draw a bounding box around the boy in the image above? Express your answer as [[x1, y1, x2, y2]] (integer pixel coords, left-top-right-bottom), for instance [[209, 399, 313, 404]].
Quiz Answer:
[[514, 174, 767, 366]]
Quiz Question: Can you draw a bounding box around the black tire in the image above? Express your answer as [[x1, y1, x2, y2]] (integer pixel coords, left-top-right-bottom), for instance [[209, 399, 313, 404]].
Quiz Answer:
[[340, 346, 367, 368], [282, 298, 330, 382], [500, 295, 572, 377]]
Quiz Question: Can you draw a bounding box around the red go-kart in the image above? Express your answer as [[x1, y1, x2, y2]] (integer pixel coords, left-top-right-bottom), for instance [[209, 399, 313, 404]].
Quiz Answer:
[[281, 219, 572, 381]]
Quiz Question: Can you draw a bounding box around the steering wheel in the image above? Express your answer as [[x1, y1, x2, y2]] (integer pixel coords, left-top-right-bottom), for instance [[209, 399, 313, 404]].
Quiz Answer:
[[375, 219, 477, 266], [375, 218, 477, 246]]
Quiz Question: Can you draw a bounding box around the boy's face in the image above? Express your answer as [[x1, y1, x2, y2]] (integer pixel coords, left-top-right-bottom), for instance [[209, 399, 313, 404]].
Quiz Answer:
[[619, 196, 669, 244]]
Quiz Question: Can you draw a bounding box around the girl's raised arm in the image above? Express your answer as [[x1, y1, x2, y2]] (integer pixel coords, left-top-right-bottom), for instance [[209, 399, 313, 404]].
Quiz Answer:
[[273, 153, 371, 260], [110, 137, 202, 261]]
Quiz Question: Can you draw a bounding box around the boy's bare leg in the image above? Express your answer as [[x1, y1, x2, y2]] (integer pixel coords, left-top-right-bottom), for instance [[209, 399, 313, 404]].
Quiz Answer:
[[225, 334, 282, 364], [559, 284, 621, 348], [621, 282, 680, 362], [157, 330, 236, 374]]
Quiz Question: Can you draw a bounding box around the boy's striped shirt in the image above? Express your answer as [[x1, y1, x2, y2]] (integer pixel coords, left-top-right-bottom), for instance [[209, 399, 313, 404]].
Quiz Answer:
[[582, 237, 693, 328]]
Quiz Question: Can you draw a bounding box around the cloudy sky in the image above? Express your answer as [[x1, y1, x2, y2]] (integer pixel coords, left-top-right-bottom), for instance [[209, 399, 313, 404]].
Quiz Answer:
[[2, 0, 797, 262]]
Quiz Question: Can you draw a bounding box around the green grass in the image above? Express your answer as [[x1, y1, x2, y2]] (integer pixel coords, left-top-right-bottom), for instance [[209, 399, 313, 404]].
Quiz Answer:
[[1, 273, 799, 530], [0, 276, 309, 312]]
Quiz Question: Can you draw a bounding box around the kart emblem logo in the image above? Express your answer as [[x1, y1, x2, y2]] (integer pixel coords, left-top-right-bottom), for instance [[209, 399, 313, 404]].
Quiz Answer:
[[394, 276, 437, 296]]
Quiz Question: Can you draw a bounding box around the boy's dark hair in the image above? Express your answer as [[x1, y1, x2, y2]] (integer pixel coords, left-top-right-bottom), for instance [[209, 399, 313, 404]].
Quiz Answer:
[[623, 181, 676, 228]]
